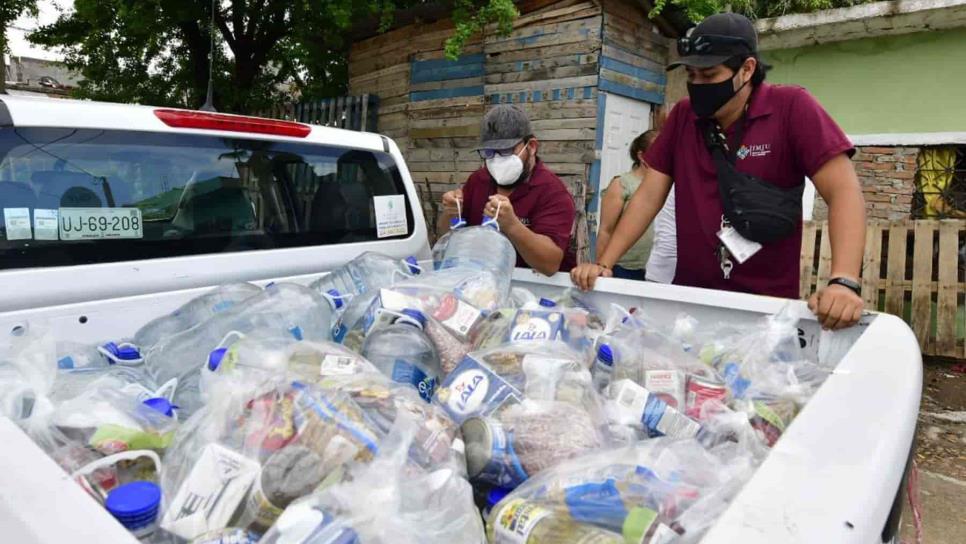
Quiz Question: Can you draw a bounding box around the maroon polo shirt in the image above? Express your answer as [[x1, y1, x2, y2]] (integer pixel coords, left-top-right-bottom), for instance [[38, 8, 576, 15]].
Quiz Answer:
[[644, 83, 854, 299], [461, 159, 577, 272]]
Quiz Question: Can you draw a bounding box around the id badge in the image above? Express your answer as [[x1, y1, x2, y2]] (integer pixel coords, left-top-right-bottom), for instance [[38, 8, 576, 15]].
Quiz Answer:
[[717, 226, 762, 264]]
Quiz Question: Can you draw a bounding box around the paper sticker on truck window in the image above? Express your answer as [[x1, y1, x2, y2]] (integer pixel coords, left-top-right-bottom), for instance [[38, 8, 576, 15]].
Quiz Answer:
[[3, 208, 32, 240], [59, 207, 143, 241], [373, 195, 407, 238], [33, 209, 59, 240]]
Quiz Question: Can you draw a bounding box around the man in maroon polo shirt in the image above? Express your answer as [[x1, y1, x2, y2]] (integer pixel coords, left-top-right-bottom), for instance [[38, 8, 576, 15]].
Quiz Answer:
[[572, 13, 867, 330], [437, 105, 577, 274]]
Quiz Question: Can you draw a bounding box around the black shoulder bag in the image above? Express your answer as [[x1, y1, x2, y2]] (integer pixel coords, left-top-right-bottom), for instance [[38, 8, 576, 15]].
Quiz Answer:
[[698, 117, 804, 244]]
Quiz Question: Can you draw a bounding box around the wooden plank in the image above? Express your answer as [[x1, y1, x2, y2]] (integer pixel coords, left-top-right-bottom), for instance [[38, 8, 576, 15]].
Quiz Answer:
[[486, 53, 597, 76], [486, 14, 600, 46], [412, 43, 484, 62], [885, 221, 908, 317], [911, 220, 937, 352], [409, 95, 485, 111], [484, 74, 598, 95], [600, 68, 664, 92], [410, 76, 485, 93], [861, 221, 884, 308], [411, 125, 481, 139], [815, 222, 833, 291], [530, 117, 597, 130], [410, 115, 481, 130], [409, 106, 484, 122], [936, 221, 959, 357], [485, 63, 599, 85], [511, 2, 601, 29], [485, 21, 602, 54], [800, 221, 817, 299], [532, 127, 596, 141]]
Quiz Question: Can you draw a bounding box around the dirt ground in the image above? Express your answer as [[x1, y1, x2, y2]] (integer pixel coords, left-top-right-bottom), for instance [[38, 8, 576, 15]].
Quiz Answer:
[[900, 360, 966, 544]]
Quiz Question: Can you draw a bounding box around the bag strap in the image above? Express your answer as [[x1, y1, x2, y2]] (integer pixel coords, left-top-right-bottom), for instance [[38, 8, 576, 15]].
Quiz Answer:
[[698, 119, 741, 227]]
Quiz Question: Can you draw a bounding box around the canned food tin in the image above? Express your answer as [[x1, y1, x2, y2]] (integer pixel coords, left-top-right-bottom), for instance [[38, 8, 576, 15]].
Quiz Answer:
[[685, 375, 728, 421], [462, 416, 528, 488]]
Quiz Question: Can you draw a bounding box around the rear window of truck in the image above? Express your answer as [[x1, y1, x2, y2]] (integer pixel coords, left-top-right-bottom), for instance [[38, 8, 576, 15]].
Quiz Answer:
[[0, 127, 414, 269]]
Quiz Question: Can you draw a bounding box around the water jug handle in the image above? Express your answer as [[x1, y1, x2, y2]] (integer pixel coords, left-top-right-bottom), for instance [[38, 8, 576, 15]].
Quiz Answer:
[[71, 449, 163, 500], [482, 199, 503, 231]]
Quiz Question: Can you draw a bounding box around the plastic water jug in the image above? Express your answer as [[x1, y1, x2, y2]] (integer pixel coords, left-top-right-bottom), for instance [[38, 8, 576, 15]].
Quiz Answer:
[[361, 309, 441, 402], [134, 283, 261, 349], [432, 217, 467, 270], [145, 282, 334, 415], [309, 252, 420, 308], [437, 220, 516, 301], [56, 341, 145, 370]]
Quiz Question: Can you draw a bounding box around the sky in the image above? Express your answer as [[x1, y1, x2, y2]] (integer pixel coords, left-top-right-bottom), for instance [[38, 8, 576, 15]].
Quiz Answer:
[[6, 0, 73, 61]]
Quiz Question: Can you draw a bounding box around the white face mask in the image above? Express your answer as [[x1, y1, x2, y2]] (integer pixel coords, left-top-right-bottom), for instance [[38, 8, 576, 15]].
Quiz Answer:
[[486, 148, 527, 186]]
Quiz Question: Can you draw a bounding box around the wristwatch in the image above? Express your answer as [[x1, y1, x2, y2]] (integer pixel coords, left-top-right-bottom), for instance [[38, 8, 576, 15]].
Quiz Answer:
[[828, 277, 861, 296]]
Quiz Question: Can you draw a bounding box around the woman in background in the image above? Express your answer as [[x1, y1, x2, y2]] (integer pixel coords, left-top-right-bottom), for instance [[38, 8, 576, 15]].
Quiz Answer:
[[596, 130, 676, 282]]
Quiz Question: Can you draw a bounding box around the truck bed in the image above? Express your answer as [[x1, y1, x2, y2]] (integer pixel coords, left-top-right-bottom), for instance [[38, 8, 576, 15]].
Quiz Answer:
[[0, 270, 921, 544]]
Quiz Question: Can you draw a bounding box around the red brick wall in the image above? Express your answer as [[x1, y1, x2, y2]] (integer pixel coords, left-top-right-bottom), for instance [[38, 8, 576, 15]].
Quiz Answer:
[[812, 146, 919, 220]]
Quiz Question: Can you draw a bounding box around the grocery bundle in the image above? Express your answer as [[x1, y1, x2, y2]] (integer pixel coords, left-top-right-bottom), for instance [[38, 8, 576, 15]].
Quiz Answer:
[[0, 238, 834, 543]]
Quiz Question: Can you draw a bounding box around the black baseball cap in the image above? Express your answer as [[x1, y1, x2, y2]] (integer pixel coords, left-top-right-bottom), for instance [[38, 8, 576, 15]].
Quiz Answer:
[[667, 12, 758, 71]]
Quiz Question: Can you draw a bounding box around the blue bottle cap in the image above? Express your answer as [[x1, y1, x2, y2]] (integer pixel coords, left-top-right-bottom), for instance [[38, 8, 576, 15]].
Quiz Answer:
[[208, 347, 228, 371], [399, 308, 427, 329], [538, 298, 557, 308], [449, 217, 467, 229], [405, 256, 421, 275], [481, 217, 500, 231], [101, 342, 143, 363], [597, 344, 614, 366], [105, 481, 161, 530], [143, 397, 177, 418], [327, 289, 345, 310], [486, 487, 512, 509]]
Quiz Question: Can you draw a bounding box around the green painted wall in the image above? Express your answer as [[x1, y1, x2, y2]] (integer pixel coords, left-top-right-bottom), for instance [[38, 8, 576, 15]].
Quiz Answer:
[[764, 28, 966, 135]]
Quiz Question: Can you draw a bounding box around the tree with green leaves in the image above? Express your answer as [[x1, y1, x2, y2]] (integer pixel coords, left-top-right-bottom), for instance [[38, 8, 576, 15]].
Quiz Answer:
[[28, 0, 519, 113], [1, 0, 39, 93]]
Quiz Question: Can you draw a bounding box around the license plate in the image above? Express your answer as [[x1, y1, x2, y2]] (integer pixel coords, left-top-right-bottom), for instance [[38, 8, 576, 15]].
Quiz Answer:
[[59, 207, 143, 241]]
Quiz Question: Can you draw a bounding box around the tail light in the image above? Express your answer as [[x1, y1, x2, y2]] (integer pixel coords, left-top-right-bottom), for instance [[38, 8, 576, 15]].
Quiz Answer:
[[154, 109, 311, 138]]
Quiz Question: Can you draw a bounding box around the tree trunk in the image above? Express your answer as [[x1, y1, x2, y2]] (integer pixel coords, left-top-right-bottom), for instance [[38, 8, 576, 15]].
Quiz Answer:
[[0, 34, 8, 94]]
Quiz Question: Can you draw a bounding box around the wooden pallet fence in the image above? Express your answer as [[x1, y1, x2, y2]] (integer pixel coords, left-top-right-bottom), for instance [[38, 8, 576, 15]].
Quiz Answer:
[[260, 94, 379, 132], [802, 220, 966, 358]]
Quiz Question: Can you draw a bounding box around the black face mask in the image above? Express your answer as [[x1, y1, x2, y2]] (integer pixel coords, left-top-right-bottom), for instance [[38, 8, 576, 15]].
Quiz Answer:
[[687, 72, 749, 118]]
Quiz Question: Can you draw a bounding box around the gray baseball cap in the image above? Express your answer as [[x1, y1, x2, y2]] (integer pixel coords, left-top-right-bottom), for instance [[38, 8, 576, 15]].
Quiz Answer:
[[477, 105, 532, 151]]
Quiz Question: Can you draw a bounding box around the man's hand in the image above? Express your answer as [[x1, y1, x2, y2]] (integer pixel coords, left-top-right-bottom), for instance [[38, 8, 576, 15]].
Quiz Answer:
[[484, 194, 521, 233], [441, 188, 463, 217], [570, 263, 613, 291], [808, 283, 864, 330]]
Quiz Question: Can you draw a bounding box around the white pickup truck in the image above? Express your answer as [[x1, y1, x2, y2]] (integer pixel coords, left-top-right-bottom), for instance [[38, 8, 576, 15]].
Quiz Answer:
[[0, 95, 920, 544]]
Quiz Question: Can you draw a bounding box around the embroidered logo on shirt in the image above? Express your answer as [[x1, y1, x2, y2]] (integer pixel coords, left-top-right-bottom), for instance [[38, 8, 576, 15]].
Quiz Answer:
[[737, 144, 771, 160], [519, 217, 531, 226]]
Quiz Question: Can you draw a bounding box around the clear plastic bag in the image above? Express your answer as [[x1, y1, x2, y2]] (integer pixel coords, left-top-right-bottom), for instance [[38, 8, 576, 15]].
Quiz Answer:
[[260, 413, 484, 544], [469, 307, 604, 367], [343, 284, 488, 373], [52, 384, 179, 455], [486, 437, 758, 544], [0, 321, 73, 454], [436, 343, 612, 491], [160, 380, 383, 541], [318, 372, 466, 473]]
